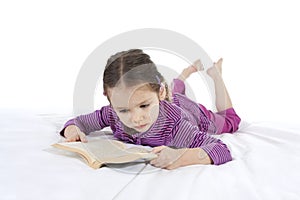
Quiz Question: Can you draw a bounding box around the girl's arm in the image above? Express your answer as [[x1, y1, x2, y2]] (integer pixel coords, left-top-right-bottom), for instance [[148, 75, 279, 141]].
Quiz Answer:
[[150, 118, 232, 169], [60, 106, 112, 141], [150, 146, 212, 170]]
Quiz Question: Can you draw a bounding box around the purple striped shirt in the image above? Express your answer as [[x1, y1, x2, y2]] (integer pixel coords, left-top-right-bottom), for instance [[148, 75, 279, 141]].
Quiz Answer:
[[62, 93, 232, 165]]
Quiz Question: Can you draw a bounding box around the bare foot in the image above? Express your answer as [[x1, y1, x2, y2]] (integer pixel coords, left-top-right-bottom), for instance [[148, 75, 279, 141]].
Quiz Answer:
[[178, 59, 204, 81], [207, 58, 223, 79]]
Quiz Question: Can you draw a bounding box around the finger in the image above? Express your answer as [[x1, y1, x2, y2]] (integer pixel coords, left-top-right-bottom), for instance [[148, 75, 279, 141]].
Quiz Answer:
[[150, 155, 172, 169], [65, 136, 77, 142], [150, 159, 168, 169], [165, 161, 181, 170], [79, 133, 88, 143], [149, 156, 162, 166], [166, 165, 177, 170], [150, 158, 157, 165], [151, 146, 166, 154], [157, 160, 174, 169]]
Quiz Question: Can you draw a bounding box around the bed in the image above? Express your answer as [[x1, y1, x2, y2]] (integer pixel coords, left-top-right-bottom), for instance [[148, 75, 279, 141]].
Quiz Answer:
[[1, 109, 300, 200]]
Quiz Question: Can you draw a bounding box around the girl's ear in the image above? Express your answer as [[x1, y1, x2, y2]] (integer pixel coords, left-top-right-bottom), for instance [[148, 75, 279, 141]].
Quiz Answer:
[[159, 84, 166, 100]]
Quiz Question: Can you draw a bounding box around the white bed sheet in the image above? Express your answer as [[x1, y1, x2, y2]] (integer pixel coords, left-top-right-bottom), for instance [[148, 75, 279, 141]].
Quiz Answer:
[[1, 109, 300, 200]]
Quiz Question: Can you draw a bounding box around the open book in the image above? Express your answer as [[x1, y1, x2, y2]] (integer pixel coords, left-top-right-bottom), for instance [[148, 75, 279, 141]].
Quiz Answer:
[[52, 138, 157, 169]]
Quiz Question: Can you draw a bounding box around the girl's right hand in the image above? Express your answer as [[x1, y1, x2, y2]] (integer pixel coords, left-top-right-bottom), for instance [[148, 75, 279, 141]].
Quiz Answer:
[[64, 125, 88, 142]]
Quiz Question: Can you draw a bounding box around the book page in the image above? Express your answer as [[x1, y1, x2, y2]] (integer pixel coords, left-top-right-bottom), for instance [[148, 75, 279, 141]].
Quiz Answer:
[[85, 139, 157, 163], [53, 138, 157, 166]]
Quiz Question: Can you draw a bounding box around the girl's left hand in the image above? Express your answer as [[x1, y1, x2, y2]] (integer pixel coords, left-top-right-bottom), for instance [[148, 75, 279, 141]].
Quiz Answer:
[[150, 146, 188, 170]]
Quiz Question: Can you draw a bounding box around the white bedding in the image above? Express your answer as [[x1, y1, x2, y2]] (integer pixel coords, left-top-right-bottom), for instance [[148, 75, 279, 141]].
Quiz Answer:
[[1, 109, 300, 200]]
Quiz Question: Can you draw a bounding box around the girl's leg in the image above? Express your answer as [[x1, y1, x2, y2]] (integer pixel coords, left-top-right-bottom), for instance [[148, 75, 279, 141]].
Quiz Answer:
[[206, 58, 240, 134], [175, 58, 240, 134], [172, 60, 204, 95], [176, 58, 233, 112], [177, 59, 204, 82], [207, 58, 232, 112]]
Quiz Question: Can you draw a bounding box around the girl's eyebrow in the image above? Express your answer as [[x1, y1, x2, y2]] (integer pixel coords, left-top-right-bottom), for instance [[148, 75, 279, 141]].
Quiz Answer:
[[115, 106, 128, 110], [137, 99, 150, 106], [115, 99, 151, 110]]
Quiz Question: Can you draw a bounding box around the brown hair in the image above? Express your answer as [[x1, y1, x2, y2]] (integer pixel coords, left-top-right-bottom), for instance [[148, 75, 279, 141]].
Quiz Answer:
[[103, 49, 170, 101]]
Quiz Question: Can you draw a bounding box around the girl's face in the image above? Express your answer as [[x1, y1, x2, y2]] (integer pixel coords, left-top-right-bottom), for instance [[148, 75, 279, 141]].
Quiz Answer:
[[108, 84, 163, 133]]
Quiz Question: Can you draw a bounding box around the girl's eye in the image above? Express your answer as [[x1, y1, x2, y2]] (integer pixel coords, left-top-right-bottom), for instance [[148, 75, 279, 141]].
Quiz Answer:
[[140, 104, 150, 108]]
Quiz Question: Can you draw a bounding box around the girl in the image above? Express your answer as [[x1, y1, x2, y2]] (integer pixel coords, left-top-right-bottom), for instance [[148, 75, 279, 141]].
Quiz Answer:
[[60, 49, 241, 169]]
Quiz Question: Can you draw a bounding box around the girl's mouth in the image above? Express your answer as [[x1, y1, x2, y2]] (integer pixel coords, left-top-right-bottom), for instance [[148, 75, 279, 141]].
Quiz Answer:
[[135, 124, 148, 130]]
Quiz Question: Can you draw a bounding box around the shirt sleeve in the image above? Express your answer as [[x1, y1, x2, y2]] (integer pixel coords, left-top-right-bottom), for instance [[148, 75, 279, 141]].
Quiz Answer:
[[60, 106, 112, 136], [168, 118, 232, 165]]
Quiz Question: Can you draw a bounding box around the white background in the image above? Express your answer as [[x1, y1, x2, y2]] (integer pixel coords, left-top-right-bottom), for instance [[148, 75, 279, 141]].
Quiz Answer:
[[1, 0, 299, 124]]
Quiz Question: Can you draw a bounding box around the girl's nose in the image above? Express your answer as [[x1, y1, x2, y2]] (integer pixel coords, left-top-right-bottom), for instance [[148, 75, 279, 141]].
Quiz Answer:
[[131, 110, 144, 124]]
